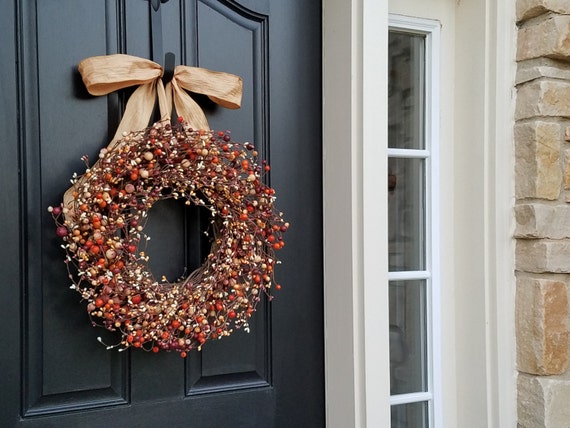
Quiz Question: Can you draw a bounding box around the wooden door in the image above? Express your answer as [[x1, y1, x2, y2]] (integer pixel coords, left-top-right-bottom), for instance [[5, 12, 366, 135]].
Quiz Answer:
[[0, 1, 323, 426]]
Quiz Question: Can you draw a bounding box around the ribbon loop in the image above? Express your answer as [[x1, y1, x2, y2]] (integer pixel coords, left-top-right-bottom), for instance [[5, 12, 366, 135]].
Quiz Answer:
[[173, 66, 242, 110], [79, 54, 163, 96]]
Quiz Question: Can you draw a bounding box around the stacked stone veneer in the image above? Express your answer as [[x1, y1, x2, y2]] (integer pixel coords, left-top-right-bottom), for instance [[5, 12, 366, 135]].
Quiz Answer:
[[516, 1, 570, 426]]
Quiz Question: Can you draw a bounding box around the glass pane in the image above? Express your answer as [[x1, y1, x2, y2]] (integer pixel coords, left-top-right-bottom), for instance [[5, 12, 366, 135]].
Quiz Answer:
[[388, 31, 425, 149], [391, 401, 429, 428], [389, 280, 427, 394], [388, 157, 426, 271]]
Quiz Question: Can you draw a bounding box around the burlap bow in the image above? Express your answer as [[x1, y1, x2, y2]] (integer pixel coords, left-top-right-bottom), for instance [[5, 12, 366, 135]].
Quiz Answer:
[[78, 53, 242, 138], [63, 54, 243, 216]]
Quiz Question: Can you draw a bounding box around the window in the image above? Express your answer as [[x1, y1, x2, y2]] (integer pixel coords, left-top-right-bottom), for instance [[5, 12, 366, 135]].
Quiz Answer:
[[388, 16, 440, 428]]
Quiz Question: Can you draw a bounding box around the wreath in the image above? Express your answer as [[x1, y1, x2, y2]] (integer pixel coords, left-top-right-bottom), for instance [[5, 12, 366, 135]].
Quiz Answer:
[[48, 55, 288, 357]]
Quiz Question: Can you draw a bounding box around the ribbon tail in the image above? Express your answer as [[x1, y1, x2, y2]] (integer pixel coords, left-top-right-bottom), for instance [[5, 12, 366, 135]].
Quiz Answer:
[[63, 82, 159, 221], [110, 82, 158, 145], [172, 79, 210, 130]]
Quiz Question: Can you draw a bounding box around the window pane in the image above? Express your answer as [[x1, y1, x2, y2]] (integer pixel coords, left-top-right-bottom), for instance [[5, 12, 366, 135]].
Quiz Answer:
[[388, 157, 426, 271], [388, 32, 425, 150], [389, 280, 427, 394], [391, 401, 429, 428]]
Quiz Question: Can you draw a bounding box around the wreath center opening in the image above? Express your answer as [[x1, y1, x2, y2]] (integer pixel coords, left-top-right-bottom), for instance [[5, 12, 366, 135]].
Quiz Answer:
[[143, 198, 213, 287]]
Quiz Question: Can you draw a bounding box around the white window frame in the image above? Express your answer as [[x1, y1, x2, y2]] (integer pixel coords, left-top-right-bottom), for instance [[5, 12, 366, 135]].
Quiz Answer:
[[387, 15, 441, 428]]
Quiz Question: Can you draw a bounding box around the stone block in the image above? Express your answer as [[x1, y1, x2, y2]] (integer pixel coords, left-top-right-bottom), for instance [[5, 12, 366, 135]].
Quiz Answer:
[[516, 80, 570, 120], [516, 58, 570, 86], [518, 373, 546, 427], [516, 240, 570, 273], [518, 373, 570, 427], [564, 149, 570, 189], [515, 204, 570, 238], [516, 277, 569, 375], [517, 0, 570, 22], [517, 15, 570, 61], [515, 121, 561, 200]]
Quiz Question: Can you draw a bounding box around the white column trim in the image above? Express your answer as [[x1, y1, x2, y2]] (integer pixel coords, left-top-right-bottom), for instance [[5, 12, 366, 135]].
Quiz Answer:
[[323, 0, 390, 426], [483, 0, 517, 426], [362, 0, 391, 426]]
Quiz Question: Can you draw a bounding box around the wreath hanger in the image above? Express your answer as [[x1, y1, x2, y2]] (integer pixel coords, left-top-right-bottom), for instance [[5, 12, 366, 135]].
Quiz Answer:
[[150, 0, 175, 85]]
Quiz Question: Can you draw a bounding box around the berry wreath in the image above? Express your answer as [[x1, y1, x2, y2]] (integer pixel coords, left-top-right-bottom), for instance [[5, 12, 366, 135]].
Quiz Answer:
[[49, 118, 288, 357]]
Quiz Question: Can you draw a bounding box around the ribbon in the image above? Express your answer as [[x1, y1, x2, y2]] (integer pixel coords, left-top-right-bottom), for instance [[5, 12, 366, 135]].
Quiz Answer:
[[78, 53, 242, 140], [63, 54, 243, 215]]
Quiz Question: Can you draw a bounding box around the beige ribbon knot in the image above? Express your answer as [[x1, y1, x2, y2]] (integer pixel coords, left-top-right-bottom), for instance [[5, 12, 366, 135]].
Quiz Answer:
[[63, 54, 243, 215]]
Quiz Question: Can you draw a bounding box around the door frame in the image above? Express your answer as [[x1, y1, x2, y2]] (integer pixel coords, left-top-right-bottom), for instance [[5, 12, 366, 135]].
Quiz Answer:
[[322, 1, 517, 426]]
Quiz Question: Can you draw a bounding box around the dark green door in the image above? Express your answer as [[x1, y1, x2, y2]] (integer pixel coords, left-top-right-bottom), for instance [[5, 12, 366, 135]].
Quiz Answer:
[[0, 1, 323, 426]]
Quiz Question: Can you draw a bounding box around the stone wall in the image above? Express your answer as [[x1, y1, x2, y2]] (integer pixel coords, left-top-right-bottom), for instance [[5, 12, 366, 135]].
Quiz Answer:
[[516, 1, 570, 426]]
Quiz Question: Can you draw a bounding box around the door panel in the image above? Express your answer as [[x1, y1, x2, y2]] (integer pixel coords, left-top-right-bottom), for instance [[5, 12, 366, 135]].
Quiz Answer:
[[1, 0, 323, 426]]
